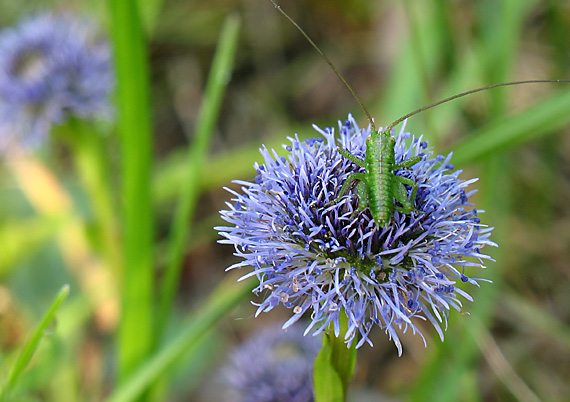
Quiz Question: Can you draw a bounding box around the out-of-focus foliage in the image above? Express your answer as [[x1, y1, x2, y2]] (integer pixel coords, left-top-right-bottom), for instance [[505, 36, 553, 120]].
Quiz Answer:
[[0, 0, 569, 401]]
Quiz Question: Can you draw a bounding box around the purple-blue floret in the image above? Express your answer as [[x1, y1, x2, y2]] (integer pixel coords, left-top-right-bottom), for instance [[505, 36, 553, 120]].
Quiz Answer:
[[217, 114, 496, 355], [0, 13, 113, 151], [223, 325, 320, 402]]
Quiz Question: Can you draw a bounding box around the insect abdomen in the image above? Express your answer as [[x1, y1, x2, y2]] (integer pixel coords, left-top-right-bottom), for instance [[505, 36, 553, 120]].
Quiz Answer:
[[367, 160, 394, 227], [365, 137, 396, 227]]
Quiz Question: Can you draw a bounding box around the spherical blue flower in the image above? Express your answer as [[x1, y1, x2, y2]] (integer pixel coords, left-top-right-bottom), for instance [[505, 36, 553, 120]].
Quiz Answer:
[[223, 325, 320, 402], [0, 13, 113, 151], [217, 115, 496, 355]]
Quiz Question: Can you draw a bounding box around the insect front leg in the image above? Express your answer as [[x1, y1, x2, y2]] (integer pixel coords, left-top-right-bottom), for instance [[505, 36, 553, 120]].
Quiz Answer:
[[392, 175, 418, 214], [394, 155, 423, 170], [337, 147, 365, 167], [325, 172, 367, 207]]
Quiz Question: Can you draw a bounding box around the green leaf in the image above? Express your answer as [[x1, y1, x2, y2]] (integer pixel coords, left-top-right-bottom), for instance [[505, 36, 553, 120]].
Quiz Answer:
[[313, 312, 357, 402], [330, 313, 357, 392], [0, 285, 70, 399], [313, 334, 345, 402]]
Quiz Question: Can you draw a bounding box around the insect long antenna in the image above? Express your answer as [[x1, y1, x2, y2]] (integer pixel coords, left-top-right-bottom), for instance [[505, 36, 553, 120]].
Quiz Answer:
[[386, 79, 570, 133], [267, 0, 376, 132]]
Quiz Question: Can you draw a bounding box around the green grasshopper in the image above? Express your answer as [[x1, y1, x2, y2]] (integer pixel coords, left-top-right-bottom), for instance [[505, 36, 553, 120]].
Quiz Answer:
[[268, 0, 570, 227]]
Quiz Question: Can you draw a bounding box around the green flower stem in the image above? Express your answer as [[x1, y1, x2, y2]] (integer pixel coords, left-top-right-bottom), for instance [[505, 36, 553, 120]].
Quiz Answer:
[[108, 0, 155, 382], [0, 285, 70, 399], [156, 13, 241, 342], [313, 312, 357, 402], [105, 276, 255, 402]]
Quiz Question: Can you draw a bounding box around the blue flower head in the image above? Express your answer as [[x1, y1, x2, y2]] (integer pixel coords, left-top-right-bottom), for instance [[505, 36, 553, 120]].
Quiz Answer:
[[223, 325, 320, 402], [0, 13, 113, 151], [217, 115, 496, 355]]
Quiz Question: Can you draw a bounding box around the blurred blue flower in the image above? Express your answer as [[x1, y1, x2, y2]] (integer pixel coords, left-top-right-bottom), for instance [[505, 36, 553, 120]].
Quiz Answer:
[[0, 13, 113, 151], [223, 325, 320, 402], [217, 115, 496, 355]]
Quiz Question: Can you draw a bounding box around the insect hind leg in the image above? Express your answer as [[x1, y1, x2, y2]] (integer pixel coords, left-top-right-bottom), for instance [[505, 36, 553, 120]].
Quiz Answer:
[[355, 180, 369, 212], [393, 175, 418, 214]]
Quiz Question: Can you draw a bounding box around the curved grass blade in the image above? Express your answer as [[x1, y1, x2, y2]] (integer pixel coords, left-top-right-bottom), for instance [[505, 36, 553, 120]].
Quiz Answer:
[[0, 285, 70, 399], [105, 276, 254, 402], [451, 88, 570, 166]]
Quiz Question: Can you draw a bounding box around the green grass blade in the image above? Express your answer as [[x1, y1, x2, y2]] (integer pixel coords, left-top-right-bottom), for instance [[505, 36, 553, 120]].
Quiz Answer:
[[452, 88, 570, 166], [376, 1, 442, 127], [0, 285, 70, 398], [156, 13, 241, 340], [411, 1, 528, 401], [105, 277, 254, 402], [502, 290, 570, 351], [153, 131, 291, 205], [107, 0, 155, 381], [137, 0, 164, 33]]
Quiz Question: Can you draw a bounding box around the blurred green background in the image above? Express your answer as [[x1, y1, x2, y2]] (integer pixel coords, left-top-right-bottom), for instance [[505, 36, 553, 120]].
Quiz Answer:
[[0, 0, 569, 401]]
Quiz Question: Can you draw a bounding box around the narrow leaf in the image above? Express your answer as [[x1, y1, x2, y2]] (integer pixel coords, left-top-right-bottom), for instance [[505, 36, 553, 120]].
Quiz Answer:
[[157, 13, 241, 340], [0, 285, 70, 398], [105, 277, 254, 402], [452, 89, 570, 166], [107, 0, 155, 380]]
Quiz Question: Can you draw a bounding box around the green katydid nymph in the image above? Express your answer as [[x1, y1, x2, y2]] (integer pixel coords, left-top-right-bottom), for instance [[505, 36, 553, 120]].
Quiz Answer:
[[268, 0, 570, 228], [325, 128, 423, 228]]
